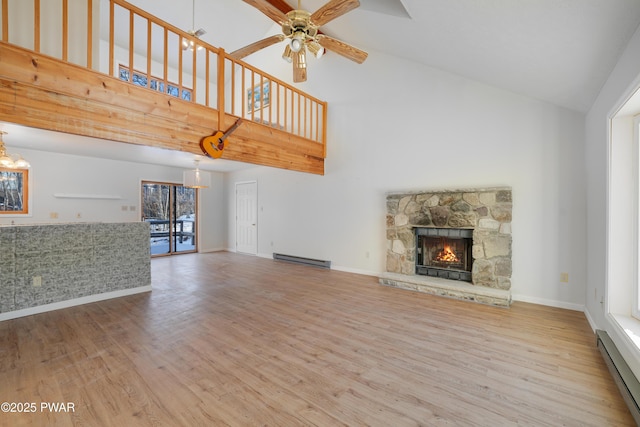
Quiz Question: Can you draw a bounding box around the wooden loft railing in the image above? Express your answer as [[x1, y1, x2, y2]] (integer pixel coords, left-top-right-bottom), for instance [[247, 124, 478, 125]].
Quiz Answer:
[[0, 0, 327, 174]]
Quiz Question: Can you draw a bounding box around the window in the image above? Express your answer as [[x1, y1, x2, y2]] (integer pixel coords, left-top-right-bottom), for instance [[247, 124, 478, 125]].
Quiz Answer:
[[0, 168, 28, 214], [604, 75, 640, 382], [118, 65, 192, 101], [607, 86, 640, 347]]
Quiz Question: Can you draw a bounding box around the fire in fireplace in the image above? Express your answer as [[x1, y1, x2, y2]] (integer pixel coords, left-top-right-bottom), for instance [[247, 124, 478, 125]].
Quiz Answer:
[[415, 228, 473, 282]]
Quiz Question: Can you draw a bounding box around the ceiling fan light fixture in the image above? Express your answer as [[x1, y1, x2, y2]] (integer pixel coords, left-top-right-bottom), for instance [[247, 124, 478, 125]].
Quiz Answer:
[[238, 0, 367, 82], [282, 22, 293, 37], [282, 45, 293, 63], [307, 41, 324, 59], [290, 32, 305, 53]]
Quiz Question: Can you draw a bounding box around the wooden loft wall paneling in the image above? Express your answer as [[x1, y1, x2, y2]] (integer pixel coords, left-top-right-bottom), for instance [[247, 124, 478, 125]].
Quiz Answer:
[[0, 42, 325, 175], [0, 0, 326, 174]]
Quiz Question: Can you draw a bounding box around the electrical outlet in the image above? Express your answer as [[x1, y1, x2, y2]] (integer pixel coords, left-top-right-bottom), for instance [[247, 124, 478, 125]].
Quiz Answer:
[[49, 212, 58, 219], [560, 272, 569, 283], [32, 276, 42, 287]]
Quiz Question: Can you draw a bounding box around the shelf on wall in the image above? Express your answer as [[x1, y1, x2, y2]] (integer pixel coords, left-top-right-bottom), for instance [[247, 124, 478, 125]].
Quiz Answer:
[[53, 193, 122, 200]]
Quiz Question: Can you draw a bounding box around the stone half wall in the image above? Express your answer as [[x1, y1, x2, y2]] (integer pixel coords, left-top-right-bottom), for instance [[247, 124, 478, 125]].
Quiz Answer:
[[384, 187, 512, 300], [0, 222, 151, 317]]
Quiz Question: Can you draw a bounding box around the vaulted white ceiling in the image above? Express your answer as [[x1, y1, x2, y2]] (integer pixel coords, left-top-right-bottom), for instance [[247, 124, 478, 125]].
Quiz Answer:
[[133, 0, 640, 113]]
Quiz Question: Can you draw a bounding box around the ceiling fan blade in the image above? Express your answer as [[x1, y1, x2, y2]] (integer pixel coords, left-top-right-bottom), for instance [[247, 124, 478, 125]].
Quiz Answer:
[[230, 34, 285, 59], [311, 0, 360, 27], [293, 50, 307, 83], [316, 34, 367, 64], [194, 28, 206, 37], [242, 0, 289, 24]]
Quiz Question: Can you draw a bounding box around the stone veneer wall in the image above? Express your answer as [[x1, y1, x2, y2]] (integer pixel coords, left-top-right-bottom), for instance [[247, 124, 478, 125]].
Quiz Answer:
[[386, 187, 512, 290], [0, 222, 151, 314]]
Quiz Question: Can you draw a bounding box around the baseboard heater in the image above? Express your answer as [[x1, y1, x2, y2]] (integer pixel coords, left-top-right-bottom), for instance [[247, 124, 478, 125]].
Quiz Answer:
[[596, 330, 640, 425], [273, 253, 331, 269]]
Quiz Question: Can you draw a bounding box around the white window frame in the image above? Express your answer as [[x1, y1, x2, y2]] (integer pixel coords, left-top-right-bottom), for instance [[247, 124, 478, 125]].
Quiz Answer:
[[634, 115, 640, 320]]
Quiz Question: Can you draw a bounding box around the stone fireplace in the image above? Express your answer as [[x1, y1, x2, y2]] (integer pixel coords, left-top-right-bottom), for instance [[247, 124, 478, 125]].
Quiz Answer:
[[380, 187, 512, 307]]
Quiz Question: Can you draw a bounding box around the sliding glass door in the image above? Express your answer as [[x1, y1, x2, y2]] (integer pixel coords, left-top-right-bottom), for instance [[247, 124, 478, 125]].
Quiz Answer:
[[142, 181, 197, 256]]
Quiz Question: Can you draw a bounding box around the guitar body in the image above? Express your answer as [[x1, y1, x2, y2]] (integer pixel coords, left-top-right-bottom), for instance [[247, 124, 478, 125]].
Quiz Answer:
[[200, 118, 244, 159], [200, 131, 226, 159]]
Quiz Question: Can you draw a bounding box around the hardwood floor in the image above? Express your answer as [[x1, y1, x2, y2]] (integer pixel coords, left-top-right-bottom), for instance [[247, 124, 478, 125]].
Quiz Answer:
[[0, 252, 634, 426]]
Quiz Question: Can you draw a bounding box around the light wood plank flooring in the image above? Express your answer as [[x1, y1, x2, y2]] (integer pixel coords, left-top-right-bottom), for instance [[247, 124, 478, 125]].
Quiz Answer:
[[0, 252, 634, 426]]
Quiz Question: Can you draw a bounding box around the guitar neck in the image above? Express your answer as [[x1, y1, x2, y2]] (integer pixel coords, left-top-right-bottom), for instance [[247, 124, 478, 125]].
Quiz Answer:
[[219, 118, 244, 142]]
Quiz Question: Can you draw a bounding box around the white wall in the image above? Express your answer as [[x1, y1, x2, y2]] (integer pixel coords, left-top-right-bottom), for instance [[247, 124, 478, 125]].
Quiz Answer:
[[0, 147, 226, 253], [225, 49, 587, 309]]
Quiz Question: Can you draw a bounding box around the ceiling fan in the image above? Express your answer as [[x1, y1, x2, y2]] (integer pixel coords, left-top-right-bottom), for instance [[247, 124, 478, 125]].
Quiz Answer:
[[232, 0, 368, 82], [182, 0, 206, 51]]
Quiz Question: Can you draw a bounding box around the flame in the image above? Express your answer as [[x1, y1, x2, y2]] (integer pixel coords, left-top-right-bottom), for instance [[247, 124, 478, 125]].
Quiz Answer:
[[435, 245, 460, 263]]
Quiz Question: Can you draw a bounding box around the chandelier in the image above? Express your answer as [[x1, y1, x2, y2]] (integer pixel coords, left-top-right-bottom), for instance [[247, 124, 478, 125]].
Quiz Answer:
[[182, 0, 205, 51], [0, 131, 30, 169], [183, 159, 210, 189]]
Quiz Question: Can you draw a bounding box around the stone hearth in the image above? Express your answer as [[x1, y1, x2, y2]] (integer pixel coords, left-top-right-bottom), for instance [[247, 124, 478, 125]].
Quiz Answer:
[[380, 187, 512, 307]]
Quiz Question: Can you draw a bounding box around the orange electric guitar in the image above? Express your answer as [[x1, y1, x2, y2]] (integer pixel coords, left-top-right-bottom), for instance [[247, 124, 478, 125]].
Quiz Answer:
[[200, 118, 244, 159]]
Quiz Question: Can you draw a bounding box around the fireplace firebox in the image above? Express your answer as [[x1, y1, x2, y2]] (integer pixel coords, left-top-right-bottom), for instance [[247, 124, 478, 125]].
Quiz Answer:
[[415, 227, 473, 282]]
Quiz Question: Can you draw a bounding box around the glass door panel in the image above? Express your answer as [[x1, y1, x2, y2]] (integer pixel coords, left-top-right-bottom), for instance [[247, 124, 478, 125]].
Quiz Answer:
[[143, 183, 171, 255], [142, 182, 197, 256], [174, 186, 196, 253]]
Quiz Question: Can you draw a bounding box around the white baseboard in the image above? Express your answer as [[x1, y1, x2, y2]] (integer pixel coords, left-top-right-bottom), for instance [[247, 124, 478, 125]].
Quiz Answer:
[[511, 293, 585, 312], [0, 285, 152, 322]]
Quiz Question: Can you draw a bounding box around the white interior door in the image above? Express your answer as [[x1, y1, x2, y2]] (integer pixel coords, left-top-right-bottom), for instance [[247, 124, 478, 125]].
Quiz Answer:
[[235, 181, 258, 255]]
